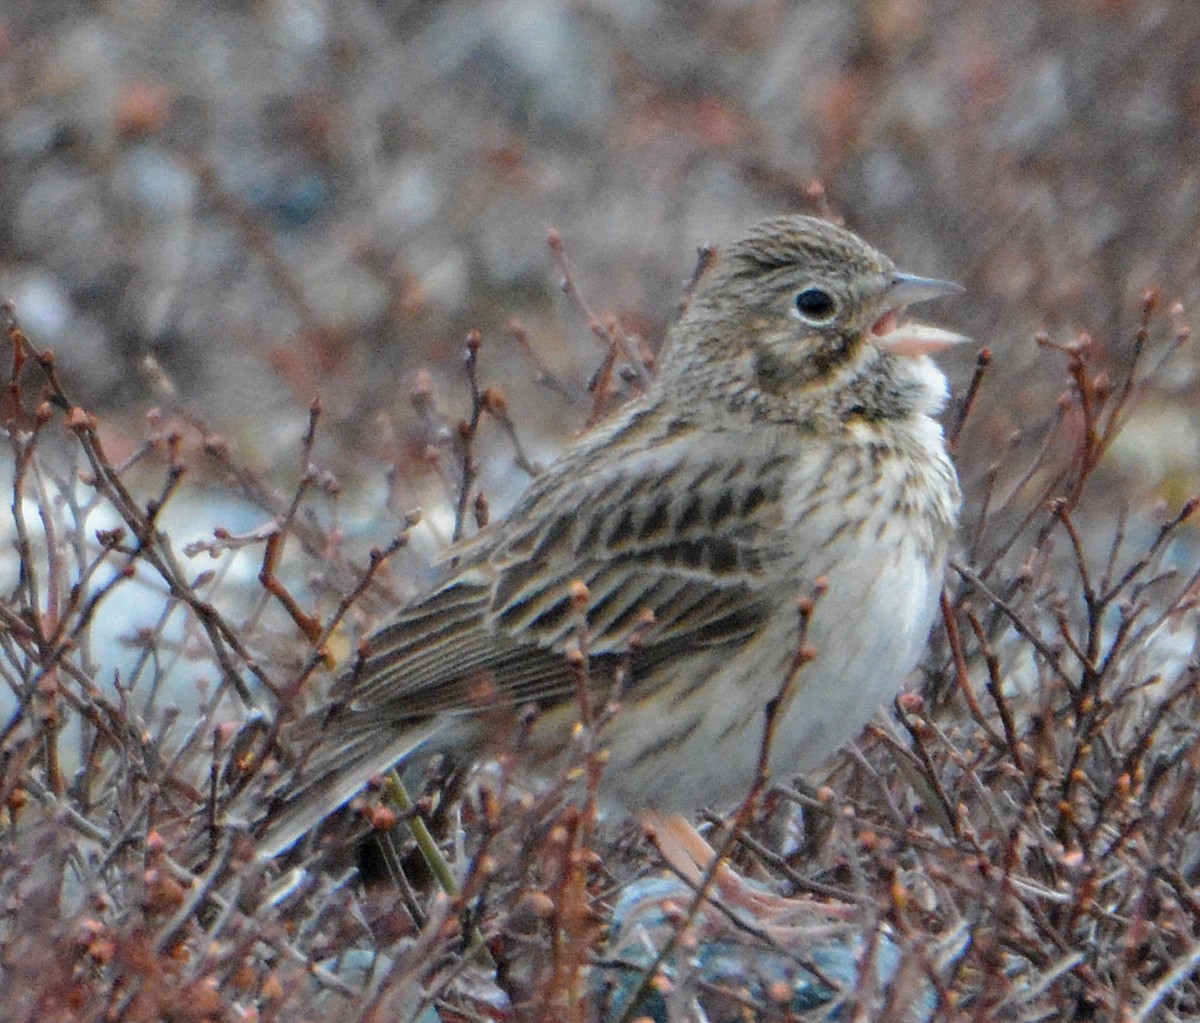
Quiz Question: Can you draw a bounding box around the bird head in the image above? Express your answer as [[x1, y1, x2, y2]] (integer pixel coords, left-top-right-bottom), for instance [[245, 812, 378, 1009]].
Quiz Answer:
[[661, 215, 968, 418]]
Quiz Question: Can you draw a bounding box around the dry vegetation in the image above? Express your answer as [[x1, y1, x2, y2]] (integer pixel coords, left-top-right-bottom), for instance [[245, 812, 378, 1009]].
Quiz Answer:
[[3, 280, 1199, 1021], [3, 1, 1200, 1020]]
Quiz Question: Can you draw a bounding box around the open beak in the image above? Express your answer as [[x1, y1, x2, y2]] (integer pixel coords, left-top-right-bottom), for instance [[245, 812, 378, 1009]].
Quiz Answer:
[[868, 272, 970, 357]]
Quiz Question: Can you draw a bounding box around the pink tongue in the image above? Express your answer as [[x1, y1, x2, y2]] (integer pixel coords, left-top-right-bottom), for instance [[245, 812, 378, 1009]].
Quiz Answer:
[[871, 310, 897, 335]]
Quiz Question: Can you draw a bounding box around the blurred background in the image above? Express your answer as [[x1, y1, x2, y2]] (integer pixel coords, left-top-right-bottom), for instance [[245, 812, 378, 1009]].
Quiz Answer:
[[2, 0, 1197, 517]]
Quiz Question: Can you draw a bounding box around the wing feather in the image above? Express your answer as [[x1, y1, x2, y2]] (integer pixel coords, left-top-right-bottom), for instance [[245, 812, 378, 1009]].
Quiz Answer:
[[333, 441, 790, 727], [244, 435, 794, 856]]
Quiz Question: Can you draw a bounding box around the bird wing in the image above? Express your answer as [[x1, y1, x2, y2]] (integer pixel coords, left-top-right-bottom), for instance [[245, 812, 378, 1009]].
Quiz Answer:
[[336, 441, 794, 723], [235, 429, 801, 859]]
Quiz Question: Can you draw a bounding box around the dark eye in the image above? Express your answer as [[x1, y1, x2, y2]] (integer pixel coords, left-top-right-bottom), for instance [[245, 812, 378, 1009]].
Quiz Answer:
[[793, 287, 838, 323]]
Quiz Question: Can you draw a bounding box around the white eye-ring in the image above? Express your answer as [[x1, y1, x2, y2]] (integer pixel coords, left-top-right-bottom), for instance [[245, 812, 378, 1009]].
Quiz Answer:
[[792, 286, 838, 325]]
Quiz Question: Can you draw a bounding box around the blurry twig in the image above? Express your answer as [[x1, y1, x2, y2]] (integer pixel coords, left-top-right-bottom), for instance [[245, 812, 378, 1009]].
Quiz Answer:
[[547, 227, 653, 395], [948, 347, 991, 450], [506, 316, 574, 400], [452, 329, 486, 543]]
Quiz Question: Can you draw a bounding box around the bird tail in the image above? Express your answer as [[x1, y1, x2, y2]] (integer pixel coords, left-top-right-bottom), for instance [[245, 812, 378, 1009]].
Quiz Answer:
[[256, 721, 437, 859], [192, 712, 438, 864]]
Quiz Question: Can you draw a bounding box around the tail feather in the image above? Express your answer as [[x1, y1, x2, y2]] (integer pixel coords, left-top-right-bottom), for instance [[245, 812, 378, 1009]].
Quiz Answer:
[[257, 721, 436, 859], [190, 717, 438, 864]]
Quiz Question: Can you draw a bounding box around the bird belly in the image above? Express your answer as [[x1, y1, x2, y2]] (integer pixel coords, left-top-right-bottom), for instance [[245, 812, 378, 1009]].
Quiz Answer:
[[594, 517, 944, 813]]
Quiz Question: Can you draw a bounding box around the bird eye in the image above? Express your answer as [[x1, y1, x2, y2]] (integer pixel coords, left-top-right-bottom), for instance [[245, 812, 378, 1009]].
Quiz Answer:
[[793, 287, 838, 324]]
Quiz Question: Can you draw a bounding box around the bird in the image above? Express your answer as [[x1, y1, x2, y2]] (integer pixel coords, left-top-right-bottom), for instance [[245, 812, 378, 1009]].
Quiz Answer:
[[242, 214, 965, 882]]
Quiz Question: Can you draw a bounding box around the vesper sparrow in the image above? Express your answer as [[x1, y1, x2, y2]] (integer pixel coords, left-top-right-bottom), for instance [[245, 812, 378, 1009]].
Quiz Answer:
[[252, 214, 964, 860]]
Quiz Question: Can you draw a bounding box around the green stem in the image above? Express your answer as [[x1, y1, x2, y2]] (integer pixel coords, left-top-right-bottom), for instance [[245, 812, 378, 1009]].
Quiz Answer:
[[383, 772, 495, 970]]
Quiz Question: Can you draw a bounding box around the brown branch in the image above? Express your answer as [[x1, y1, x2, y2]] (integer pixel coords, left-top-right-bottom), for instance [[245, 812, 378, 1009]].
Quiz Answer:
[[547, 226, 652, 391]]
